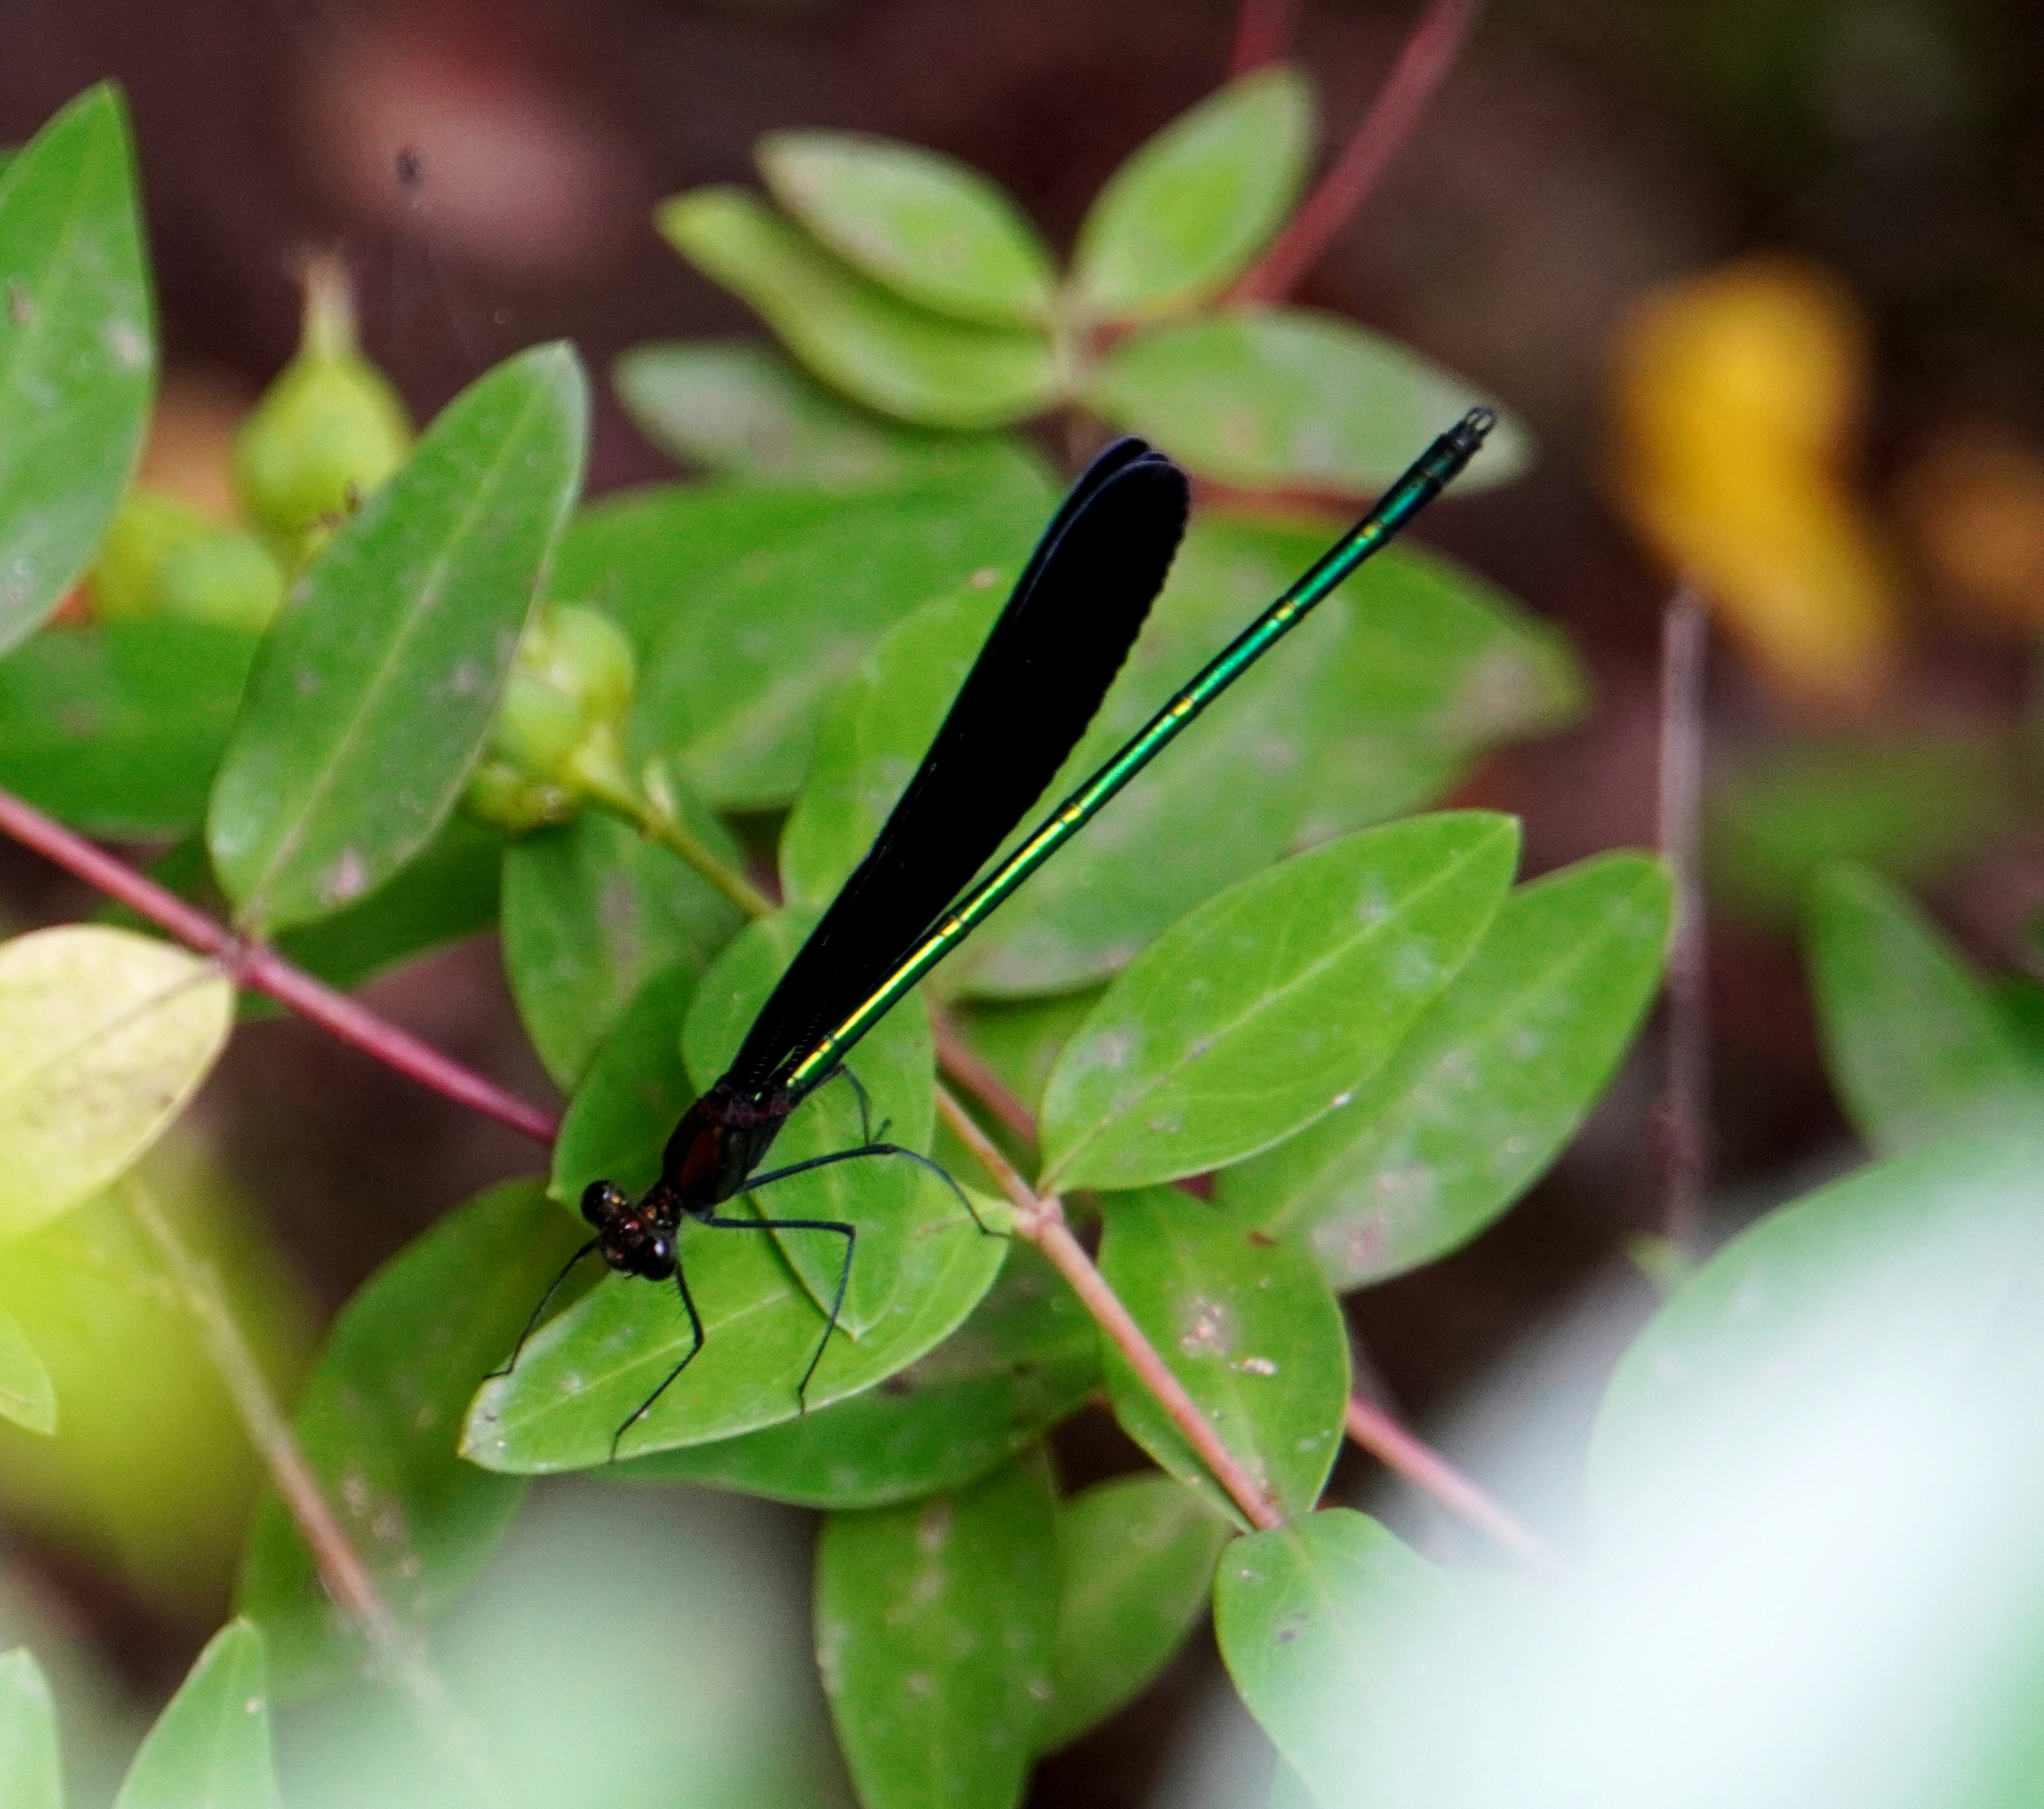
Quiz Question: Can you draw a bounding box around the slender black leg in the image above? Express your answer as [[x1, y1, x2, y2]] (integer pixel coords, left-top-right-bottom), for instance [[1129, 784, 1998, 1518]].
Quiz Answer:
[[611, 1258, 707, 1461], [702, 1212, 855, 1407], [487, 1237, 599, 1380], [828, 1064, 881, 1144], [746, 1141, 1001, 1236]]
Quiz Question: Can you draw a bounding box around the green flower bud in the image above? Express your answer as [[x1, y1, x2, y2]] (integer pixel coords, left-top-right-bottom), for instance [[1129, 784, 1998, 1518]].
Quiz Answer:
[[234, 255, 411, 570], [460, 602, 638, 834], [89, 489, 287, 630]]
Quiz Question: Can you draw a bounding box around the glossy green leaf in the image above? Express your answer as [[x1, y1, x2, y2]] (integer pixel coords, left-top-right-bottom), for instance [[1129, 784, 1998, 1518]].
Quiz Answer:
[[0, 1309, 55, 1435], [615, 338, 997, 484], [760, 131, 1057, 326], [268, 814, 500, 998], [1088, 308, 1530, 495], [659, 188, 1059, 428], [113, 1619, 279, 1809], [1036, 1473, 1231, 1753], [500, 805, 744, 1092], [0, 621, 258, 835], [208, 343, 587, 932], [1708, 734, 2021, 926], [614, 1241, 1095, 1508], [1041, 814, 1519, 1191], [1070, 67, 1313, 324], [463, 1162, 1007, 1469], [593, 457, 1052, 811], [950, 522, 1577, 999], [551, 963, 696, 1210], [1215, 1509, 1465, 1809], [238, 1180, 584, 1698], [1097, 1188, 1349, 1527], [815, 1452, 1059, 1809], [1804, 863, 2044, 1155], [0, 927, 233, 1242], [0, 85, 153, 655], [1219, 853, 1671, 1288], [0, 1649, 61, 1809], [682, 912, 935, 1333]]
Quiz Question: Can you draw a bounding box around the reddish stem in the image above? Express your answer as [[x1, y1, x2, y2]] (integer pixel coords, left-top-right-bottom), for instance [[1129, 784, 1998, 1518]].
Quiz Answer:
[[930, 1007, 1039, 1146], [1230, 0, 1301, 75], [1657, 586, 1710, 1242], [1344, 1394, 1561, 1573], [1232, 0, 1483, 304], [0, 786, 559, 1146]]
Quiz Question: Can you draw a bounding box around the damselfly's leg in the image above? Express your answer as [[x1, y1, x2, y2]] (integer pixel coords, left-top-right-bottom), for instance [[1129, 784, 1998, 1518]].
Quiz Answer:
[[826, 1063, 889, 1144], [487, 1237, 599, 1380], [610, 1257, 707, 1461], [702, 1209, 855, 1407], [746, 1141, 1001, 1237]]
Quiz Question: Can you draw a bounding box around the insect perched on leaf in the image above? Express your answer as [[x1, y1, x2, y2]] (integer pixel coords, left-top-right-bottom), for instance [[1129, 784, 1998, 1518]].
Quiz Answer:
[[501, 409, 1497, 1455]]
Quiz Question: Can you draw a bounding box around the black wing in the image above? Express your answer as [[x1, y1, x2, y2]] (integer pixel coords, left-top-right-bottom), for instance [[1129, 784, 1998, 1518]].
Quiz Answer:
[[728, 437, 1191, 1095]]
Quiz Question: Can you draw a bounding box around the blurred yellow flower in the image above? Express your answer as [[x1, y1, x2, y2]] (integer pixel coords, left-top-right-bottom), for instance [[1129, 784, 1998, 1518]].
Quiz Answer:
[[1893, 424, 2044, 632], [1609, 255, 1903, 708]]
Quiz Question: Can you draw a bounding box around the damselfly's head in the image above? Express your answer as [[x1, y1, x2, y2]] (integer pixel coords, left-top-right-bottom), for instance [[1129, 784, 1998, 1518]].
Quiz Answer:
[[581, 1179, 679, 1280]]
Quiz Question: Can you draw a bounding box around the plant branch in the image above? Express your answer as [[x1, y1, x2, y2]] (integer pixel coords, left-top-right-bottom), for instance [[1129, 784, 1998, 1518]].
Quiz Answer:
[[1232, 0, 1482, 304], [1657, 585, 1710, 1243], [933, 1084, 1283, 1530], [582, 767, 776, 921], [121, 1179, 496, 1793], [1229, 0, 1300, 75], [929, 1007, 1040, 1145], [1343, 1393, 1560, 1573], [0, 786, 559, 1145]]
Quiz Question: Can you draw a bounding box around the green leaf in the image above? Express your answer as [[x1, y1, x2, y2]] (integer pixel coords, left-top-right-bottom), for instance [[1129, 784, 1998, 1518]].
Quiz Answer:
[[268, 814, 501, 998], [585, 458, 1053, 811], [0, 1308, 55, 1435], [0, 621, 258, 835], [552, 963, 697, 1210], [1214, 1509, 1465, 1809], [659, 188, 1059, 429], [1070, 67, 1314, 325], [1098, 1188, 1349, 1527], [0, 927, 233, 1242], [207, 342, 587, 932], [815, 1452, 1059, 1809], [1036, 1473, 1231, 1753], [1708, 733, 2021, 925], [1041, 814, 1519, 1191], [1219, 852, 1671, 1288], [0, 1649, 61, 1809], [949, 522, 1575, 999], [682, 913, 935, 1333], [1088, 307, 1531, 495], [615, 339, 1000, 484], [760, 132, 1057, 327], [464, 1162, 1007, 1469], [0, 85, 154, 655], [113, 1619, 279, 1809], [500, 806, 744, 1092], [238, 1180, 584, 1698], [1804, 863, 2044, 1155], [613, 1241, 1096, 1508]]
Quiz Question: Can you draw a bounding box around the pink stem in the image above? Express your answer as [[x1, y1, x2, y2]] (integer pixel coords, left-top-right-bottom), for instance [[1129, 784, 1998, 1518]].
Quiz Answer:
[[1229, 0, 1301, 75], [1657, 585, 1710, 1243], [1344, 1393, 1561, 1572], [0, 786, 560, 1146], [1232, 0, 1483, 304], [934, 1085, 1283, 1529]]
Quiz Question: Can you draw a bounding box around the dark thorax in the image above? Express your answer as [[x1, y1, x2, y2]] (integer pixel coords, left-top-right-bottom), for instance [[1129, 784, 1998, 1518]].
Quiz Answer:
[[580, 1076, 799, 1280]]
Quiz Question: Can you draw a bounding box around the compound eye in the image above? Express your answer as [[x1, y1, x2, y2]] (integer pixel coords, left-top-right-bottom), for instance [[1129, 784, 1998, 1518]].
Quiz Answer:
[[581, 1180, 630, 1229]]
